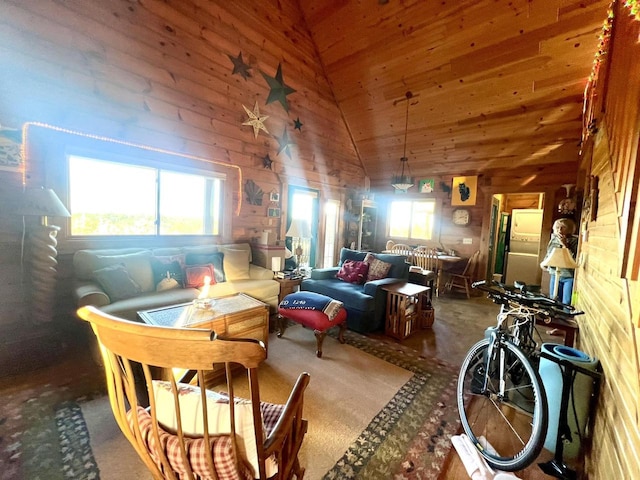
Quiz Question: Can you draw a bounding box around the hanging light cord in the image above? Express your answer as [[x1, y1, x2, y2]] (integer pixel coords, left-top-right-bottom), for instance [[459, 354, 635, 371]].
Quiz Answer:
[[402, 96, 409, 161]]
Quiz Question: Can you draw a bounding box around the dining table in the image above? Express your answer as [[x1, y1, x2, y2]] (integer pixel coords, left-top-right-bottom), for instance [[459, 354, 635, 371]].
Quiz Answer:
[[382, 249, 463, 296]]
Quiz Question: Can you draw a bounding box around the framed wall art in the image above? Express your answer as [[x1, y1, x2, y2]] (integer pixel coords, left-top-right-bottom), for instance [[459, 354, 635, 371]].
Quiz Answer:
[[419, 178, 435, 193], [269, 192, 280, 203], [267, 207, 280, 217], [451, 175, 478, 206]]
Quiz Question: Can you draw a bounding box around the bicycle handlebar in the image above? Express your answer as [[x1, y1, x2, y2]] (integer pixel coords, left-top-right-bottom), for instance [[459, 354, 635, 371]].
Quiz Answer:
[[471, 280, 584, 319]]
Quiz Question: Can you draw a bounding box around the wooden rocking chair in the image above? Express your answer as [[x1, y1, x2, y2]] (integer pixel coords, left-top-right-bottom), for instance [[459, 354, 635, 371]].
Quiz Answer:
[[77, 305, 310, 480]]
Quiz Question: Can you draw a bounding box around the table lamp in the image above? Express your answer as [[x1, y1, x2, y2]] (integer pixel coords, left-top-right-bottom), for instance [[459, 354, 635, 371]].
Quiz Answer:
[[15, 187, 71, 324], [540, 245, 578, 301], [285, 218, 311, 275]]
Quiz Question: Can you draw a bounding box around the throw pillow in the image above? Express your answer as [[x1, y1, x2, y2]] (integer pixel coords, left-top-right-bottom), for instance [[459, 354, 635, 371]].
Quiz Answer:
[[152, 380, 278, 478], [184, 264, 217, 289], [150, 257, 185, 290], [222, 249, 251, 281], [336, 259, 369, 284], [364, 253, 393, 281], [185, 252, 225, 283], [93, 263, 142, 301]]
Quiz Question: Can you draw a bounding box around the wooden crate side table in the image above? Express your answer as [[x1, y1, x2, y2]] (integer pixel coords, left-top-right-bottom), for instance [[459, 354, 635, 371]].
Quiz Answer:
[[382, 282, 431, 340]]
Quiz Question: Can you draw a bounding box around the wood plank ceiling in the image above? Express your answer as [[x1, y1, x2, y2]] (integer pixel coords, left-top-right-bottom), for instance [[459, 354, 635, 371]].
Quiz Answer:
[[299, 0, 611, 189]]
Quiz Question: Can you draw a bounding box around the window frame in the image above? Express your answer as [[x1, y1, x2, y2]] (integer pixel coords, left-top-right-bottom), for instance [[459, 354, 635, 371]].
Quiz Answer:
[[386, 197, 441, 243], [42, 143, 233, 253], [67, 153, 225, 239]]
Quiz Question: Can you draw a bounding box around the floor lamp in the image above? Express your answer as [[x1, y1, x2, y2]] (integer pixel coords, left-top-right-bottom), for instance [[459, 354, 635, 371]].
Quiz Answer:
[[15, 187, 71, 324], [540, 246, 578, 301], [285, 218, 311, 275]]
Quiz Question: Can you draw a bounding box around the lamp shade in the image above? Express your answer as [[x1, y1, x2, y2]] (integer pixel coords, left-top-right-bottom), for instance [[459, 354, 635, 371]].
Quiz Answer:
[[285, 218, 311, 238], [15, 187, 71, 218], [541, 246, 578, 270]]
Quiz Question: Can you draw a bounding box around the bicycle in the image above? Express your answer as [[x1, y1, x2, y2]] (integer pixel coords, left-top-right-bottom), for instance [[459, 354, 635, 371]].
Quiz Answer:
[[456, 280, 584, 472]]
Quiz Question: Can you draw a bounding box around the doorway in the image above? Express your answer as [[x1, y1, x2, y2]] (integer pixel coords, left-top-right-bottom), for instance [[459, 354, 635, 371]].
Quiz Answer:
[[487, 192, 545, 288], [286, 186, 319, 268]]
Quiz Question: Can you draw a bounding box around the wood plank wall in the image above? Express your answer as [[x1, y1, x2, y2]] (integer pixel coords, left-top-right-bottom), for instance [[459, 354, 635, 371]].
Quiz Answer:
[[0, 0, 363, 373], [576, 3, 640, 479]]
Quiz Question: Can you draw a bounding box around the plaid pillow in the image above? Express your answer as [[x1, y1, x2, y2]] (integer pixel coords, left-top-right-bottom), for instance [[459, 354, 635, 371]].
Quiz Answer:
[[364, 253, 392, 281], [127, 406, 251, 480]]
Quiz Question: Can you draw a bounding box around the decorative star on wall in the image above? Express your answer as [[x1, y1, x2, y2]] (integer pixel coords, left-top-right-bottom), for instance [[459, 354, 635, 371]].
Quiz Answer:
[[275, 128, 295, 159], [261, 63, 296, 112], [242, 102, 269, 139], [262, 154, 273, 170], [293, 117, 303, 131], [228, 52, 251, 80]]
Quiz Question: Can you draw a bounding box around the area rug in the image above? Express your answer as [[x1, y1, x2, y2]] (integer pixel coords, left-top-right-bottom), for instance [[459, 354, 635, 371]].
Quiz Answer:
[[1, 328, 460, 480], [323, 329, 460, 479]]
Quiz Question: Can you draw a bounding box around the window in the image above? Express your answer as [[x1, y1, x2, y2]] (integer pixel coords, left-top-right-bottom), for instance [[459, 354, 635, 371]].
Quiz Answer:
[[68, 155, 223, 236], [388, 199, 436, 241], [323, 199, 341, 267]]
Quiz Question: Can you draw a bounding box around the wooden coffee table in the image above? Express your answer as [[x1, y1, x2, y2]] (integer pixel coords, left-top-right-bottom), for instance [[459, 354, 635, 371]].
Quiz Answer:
[[138, 293, 269, 350], [138, 293, 269, 385]]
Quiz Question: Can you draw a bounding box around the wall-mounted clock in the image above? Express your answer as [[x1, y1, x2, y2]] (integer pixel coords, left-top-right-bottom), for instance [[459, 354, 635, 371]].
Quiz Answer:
[[452, 208, 470, 226]]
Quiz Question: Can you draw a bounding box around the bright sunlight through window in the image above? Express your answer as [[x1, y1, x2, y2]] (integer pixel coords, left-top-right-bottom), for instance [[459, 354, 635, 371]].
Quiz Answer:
[[69, 155, 223, 236], [388, 199, 436, 241]]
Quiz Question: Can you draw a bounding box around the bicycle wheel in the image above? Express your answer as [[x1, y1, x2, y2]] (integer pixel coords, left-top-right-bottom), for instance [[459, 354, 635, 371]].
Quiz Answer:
[[457, 338, 548, 471]]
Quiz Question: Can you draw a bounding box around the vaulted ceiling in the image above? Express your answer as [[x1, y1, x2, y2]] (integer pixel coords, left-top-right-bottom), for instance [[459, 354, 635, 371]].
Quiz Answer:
[[299, 0, 611, 189]]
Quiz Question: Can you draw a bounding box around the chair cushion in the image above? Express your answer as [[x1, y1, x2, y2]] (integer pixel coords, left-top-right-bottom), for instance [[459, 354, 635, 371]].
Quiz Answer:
[[128, 406, 249, 480], [152, 380, 278, 478]]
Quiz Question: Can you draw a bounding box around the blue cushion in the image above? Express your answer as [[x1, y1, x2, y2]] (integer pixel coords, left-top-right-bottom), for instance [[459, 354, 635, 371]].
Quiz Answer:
[[300, 278, 374, 312]]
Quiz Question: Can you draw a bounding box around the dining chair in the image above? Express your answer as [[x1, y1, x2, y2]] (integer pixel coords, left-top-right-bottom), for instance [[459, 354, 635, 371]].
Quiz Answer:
[[444, 250, 481, 299], [76, 305, 310, 480], [390, 243, 413, 257], [409, 246, 438, 300]]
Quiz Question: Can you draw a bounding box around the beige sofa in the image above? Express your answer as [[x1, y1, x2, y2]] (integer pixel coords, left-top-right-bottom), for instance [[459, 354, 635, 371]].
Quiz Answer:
[[72, 243, 279, 321]]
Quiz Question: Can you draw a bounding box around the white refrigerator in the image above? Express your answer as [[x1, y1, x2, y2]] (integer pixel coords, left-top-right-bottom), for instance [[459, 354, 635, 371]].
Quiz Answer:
[[504, 209, 543, 286]]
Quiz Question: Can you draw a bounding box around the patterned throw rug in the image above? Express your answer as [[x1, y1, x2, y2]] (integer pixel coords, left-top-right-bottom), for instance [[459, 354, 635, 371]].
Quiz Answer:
[[324, 330, 461, 479], [0, 365, 105, 480], [0, 330, 460, 480]]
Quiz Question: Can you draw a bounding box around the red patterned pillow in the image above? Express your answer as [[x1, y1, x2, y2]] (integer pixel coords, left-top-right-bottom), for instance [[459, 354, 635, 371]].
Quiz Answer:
[[364, 253, 392, 281], [184, 264, 217, 288], [336, 260, 369, 284]]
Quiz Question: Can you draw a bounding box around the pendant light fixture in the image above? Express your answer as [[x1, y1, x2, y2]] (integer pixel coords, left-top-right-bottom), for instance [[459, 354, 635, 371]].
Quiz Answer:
[[391, 91, 415, 191]]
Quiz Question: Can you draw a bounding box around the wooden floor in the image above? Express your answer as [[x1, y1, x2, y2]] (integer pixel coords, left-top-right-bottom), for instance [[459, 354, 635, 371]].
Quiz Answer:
[[1, 291, 584, 479], [369, 291, 583, 479]]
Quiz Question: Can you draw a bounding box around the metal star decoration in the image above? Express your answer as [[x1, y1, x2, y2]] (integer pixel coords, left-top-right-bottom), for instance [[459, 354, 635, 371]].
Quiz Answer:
[[228, 52, 251, 80], [262, 154, 273, 169], [242, 102, 269, 139], [275, 128, 295, 159], [261, 63, 296, 112], [293, 117, 303, 131]]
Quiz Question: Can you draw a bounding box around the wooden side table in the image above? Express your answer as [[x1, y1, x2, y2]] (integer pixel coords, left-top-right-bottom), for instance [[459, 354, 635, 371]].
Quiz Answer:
[[275, 276, 303, 304], [382, 282, 432, 340]]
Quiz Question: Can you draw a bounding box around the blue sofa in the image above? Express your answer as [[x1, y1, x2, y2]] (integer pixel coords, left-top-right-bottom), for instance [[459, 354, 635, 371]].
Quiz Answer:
[[300, 248, 409, 333]]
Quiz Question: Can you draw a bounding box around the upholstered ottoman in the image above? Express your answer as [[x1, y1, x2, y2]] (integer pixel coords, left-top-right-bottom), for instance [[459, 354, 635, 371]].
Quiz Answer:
[[277, 292, 347, 358]]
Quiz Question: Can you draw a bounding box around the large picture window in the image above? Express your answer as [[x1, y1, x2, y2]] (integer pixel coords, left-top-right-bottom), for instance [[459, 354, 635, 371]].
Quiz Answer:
[[68, 155, 223, 236], [388, 199, 437, 241]]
